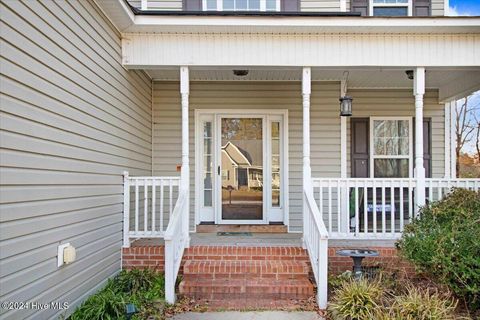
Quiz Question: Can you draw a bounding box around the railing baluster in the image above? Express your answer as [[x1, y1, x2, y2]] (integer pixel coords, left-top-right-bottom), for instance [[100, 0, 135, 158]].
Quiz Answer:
[[408, 179, 413, 222], [390, 184, 395, 234], [382, 180, 386, 234], [169, 179, 173, 217], [152, 179, 156, 233], [337, 182, 341, 234], [319, 185, 323, 217], [355, 185, 359, 236], [399, 184, 404, 232], [160, 179, 164, 232], [144, 179, 148, 233], [373, 180, 377, 235], [135, 180, 139, 233], [328, 180, 332, 234], [363, 181, 368, 234]]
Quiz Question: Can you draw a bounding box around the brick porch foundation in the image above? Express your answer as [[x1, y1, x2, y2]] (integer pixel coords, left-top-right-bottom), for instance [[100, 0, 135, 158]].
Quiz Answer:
[[122, 245, 415, 277]]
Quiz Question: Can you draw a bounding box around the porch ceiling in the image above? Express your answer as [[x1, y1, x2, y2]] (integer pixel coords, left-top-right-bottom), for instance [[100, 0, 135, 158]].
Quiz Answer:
[[145, 67, 480, 100]]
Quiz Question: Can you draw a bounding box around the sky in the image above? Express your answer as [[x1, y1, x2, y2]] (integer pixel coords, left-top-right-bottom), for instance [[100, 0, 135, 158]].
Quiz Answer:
[[449, 0, 480, 16], [458, 92, 480, 155]]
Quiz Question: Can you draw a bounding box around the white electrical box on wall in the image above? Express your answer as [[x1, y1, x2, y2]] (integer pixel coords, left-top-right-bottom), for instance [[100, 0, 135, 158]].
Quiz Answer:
[[57, 243, 76, 267]]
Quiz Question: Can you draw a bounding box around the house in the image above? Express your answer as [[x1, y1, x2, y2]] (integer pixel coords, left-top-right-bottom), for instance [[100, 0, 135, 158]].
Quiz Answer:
[[0, 0, 479, 318]]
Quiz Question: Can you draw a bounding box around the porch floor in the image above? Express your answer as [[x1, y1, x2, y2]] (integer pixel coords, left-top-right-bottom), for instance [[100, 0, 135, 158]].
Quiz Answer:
[[130, 233, 397, 247]]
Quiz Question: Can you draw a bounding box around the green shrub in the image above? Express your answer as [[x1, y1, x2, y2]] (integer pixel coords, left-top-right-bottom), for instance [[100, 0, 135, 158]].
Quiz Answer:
[[397, 188, 480, 310], [70, 269, 166, 320], [328, 278, 385, 320], [69, 287, 126, 320], [390, 286, 457, 320]]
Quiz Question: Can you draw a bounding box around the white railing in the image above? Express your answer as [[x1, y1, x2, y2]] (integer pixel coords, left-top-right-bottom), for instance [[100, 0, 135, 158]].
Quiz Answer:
[[303, 184, 328, 310], [164, 188, 189, 304], [312, 177, 480, 239], [123, 173, 180, 247], [425, 178, 479, 202]]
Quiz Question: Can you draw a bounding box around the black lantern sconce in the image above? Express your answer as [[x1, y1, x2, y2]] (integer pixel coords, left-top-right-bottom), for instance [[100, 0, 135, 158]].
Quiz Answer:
[[340, 95, 353, 117], [340, 71, 353, 117]]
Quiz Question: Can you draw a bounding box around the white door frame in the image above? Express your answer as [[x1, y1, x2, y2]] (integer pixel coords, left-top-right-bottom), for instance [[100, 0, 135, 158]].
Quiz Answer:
[[194, 109, 289, 226]]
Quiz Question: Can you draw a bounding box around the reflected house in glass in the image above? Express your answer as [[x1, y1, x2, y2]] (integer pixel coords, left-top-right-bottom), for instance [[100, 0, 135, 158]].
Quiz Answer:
[[221, 141, 263, 191]]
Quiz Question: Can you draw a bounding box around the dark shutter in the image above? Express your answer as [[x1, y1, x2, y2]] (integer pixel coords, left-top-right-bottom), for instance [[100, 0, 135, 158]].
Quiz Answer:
[[281, 0, 300, 11], [413, 0, 431, 16], [413, 118, 432, 177], [351, 118, 370, 178], [351, 0, 369, 16], [183, 0, 202, 11]]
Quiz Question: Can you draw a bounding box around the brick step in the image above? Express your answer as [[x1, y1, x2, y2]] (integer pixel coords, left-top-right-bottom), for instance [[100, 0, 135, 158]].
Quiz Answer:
[[184, 246, 309, 261], [179, 278, 314, 300], [183, 260, 310, 280]]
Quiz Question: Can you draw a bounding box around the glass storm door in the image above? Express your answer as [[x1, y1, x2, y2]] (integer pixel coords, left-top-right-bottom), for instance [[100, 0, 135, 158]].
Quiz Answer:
[[197, 111, 286, 225], [219, 117, 265, 222]]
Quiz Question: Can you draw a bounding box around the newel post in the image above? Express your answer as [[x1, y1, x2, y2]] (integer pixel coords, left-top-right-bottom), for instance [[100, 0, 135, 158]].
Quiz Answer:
[[123, 171, 130, 248], [180, 66, 190, 247], [414, 67, 426, 214]]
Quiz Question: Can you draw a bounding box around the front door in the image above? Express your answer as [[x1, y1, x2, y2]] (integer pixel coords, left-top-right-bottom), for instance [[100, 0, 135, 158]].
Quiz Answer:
[[196, 110, 287, 225]]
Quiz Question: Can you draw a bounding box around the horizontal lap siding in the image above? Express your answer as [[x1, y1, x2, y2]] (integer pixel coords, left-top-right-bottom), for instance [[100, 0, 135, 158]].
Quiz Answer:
[[152, 81, 340, 232], [0, 1, 152, 319], [301, 0, 342, 11], [432, 0, 445, 16], [346, 89, 444, 178]]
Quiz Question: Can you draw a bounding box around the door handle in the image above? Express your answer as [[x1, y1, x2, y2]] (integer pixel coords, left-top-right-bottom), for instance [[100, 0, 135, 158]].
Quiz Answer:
[[218, 166, 220, 175]]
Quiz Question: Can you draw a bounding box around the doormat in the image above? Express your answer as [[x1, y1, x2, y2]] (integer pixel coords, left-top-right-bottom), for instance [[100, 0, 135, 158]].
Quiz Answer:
[[217, 232, 252, 236]]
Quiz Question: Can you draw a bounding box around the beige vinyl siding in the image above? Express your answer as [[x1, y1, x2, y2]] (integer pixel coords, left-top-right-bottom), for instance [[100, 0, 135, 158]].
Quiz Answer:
[[152, 81, 340, 232], [127, 0, 183, 10], [346, 89, 444, 178], [432, 0, 445, 16], [0, 1, 152, 319], [301, 0, 341, 11]]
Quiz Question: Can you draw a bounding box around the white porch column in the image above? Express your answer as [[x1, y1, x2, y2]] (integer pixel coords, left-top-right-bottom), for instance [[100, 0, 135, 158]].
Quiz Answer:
[[302, 67, 312, 246], [414, 67, 426, 214], [180, 66, 190, 246], [302, 67, 312, 183], [339, 79, 348, 233]]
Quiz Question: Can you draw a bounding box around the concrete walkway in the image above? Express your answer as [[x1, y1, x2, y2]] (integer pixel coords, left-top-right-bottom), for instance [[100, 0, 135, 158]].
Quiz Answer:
[[171, 311, 324, 320]]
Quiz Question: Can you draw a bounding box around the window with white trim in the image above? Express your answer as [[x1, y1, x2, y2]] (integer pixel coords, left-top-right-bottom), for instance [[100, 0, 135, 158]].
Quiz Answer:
[[370, 0, 411, 16], [370, 118, 413, 178], [203, 0, 280, 11]]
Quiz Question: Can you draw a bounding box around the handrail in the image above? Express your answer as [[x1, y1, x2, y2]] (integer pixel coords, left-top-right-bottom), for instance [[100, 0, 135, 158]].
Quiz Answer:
[[164, 189, 188, 240], [164, 188, 189, 304], [304, 188, 329, 239], [303, 181, 328, 310]]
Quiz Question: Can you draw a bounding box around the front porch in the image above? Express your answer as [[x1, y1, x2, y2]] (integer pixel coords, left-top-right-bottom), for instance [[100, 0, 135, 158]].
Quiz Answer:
[[120, 65, 480, 307]]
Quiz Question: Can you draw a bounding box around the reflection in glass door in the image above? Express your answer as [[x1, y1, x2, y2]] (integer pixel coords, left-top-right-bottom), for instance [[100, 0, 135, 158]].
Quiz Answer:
[[221, 118, 263, 220]]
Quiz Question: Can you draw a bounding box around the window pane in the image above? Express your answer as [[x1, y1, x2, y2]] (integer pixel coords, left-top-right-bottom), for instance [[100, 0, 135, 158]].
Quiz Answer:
[[374, 159, 409, 178], [272, 122, 280, 207], [203, 121, 213, 207], [249, 0, 260, 10], [272, 139, 280, 154], [237, 0, 247, 9], [272, 189, 280, 207], [266, 0, 277, 10], [373, 120, 409, 156], [223, 0, 234, 9], [207, 0, 217, 10], [204, 190, 212, 207], [373, 7, 408, 16]]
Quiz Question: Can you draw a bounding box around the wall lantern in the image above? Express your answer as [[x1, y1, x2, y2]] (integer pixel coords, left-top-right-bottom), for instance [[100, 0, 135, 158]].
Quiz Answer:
[[340, 96, 353, 117], [340, 71, 353, 117]]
